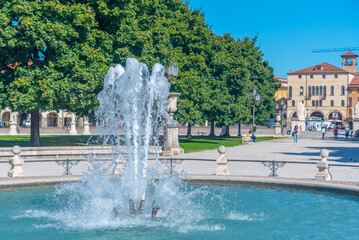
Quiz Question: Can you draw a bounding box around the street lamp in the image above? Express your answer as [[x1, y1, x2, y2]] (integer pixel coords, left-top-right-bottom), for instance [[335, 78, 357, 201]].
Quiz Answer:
[[166, 62, 178, 84], [276, 99, 287, 135], [250, 88, 260, 127]]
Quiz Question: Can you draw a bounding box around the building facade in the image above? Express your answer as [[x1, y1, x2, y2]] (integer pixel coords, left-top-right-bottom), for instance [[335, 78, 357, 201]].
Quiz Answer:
[[275, 76, 288, 100], [0, 109, 94, 128], [287, 52, 357, 125]]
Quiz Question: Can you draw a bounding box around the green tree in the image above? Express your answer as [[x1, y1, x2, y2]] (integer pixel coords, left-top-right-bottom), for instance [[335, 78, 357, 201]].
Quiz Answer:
[[0, 0, 112, 146]]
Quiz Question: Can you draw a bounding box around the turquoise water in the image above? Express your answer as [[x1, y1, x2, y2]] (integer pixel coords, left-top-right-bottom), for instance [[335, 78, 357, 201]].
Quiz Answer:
[[1, 185, 359, 240]]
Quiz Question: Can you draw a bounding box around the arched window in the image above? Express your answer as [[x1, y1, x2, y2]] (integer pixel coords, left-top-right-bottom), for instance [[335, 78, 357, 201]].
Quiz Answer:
[[341, 86, 345, 95], [331, 100, 334, 106], [289, 86, 292, 98], [300, 86, 303, 95], [341, 100, 345, 106], [316, 86, 319, 95], [312, 86, 315, 95], [308, 86, 311, 96], [319, 100, 322, 106], [320, 86, 322, 96], [323, 86, 327, 96], [292, 100, 295, 106], [316, 100, 319, 107], [312, 100, 315, 106]]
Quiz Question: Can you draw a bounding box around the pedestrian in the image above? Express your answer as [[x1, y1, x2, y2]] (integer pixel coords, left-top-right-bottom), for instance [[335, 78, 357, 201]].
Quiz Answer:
[[292, 125, 298, 143], [67, 125, 70, 134], [345, 125, 350, 140], [17, 125, 20, 134], [321, 127, 326, 140], [333, 126, 338, 140]]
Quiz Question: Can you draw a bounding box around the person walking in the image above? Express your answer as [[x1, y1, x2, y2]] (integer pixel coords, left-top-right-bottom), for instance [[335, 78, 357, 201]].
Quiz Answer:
[[333, 126, 338, 140], [293, 125, 298, 143], [321, 127, 326, 140], [345, 125, 350, 140]]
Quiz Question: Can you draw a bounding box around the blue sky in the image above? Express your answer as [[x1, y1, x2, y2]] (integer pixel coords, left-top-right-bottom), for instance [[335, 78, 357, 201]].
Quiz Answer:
[[188, 0, 359, 78]]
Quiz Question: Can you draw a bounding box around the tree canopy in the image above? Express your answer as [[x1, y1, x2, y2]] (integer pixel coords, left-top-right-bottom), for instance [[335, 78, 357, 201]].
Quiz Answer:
[[0, 0, 278, 145]]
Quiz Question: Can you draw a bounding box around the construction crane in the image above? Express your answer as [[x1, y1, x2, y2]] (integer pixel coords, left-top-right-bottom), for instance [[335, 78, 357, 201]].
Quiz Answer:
[[312, 47, 359, 53]]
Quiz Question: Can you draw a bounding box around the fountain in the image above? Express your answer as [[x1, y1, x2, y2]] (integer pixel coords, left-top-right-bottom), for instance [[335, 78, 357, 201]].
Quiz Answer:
[[95, 58, 173, 217], [1, 58, 359, 239]]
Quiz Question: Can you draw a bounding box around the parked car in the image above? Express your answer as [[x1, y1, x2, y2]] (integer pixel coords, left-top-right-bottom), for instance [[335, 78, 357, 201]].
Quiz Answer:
[[0, 121, 3, 128], [266, 122, 275, 128], [24, 120, 31, 128]]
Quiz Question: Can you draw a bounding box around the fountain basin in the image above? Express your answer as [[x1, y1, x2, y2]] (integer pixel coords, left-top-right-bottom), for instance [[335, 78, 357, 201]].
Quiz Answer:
[[1, 181, 358, 239]]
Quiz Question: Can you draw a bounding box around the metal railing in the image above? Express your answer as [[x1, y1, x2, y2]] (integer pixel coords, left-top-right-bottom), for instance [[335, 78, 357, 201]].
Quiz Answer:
[[2, 155, 359, 178]]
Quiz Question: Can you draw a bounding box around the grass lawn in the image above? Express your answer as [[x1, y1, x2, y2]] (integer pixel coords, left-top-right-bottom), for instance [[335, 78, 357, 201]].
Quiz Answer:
[[0, 135, 94, 147], [0, 135, 279, 152], [179, 136, 278, 153]]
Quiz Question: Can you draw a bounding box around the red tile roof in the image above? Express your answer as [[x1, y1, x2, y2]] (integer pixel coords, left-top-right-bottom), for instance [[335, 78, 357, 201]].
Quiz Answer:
[[274, 76, 286, 80], [341, 51, 358, 57], [349, 76, 359, 88], [353, 71, 359, 76], [288, 62, 349, 75]]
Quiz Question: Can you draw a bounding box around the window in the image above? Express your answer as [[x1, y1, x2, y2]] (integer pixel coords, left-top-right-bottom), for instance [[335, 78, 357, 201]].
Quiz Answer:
[[349, 97, 352, 107], [308, 86, 311, 96], [322, 74, 326, 79], [312, 100, 315, 106], [319, 100, 322, 106], [357, 89, 359, 93], [300, 86, 303, 95], [330, 86, 334, 95], [292, 100, 295, 106], [323, 86, 327, 96], [312, 86, 315, 95], [298, 75, 302, 79], [349, 89, 352, 93], [316, 100, 319, 107], [310, 75, 313, 78], [349, 109, 352, 117], [316, 86, 319, 95], [341, 100, 345, 106], [320, 86, 322, 96], [341, 86, 345, 95], [331, 100, 334, 106], [289, 86, 292, 98], [334, 74, 338, 78]]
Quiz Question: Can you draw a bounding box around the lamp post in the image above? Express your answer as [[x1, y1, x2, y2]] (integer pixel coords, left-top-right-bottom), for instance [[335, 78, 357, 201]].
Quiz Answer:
[[251, 88, 260, 127], [276, 99, 287, 135]]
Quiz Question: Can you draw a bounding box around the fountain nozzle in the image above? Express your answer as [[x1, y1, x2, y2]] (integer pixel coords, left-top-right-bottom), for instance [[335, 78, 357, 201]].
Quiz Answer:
[[129, 199, 145, 215]]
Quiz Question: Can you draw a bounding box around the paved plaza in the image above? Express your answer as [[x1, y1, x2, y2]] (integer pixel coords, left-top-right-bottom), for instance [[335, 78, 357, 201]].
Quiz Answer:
[[1, 130, 358, 182]]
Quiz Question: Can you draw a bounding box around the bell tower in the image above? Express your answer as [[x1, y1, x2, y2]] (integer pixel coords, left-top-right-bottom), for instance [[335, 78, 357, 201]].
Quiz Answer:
[[341, 51, 358, 73]]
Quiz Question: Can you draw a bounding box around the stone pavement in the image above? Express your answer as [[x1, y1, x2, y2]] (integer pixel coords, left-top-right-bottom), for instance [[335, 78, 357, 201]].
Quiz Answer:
[[0, 131, 358, 182], [172, 131, 359, 182]]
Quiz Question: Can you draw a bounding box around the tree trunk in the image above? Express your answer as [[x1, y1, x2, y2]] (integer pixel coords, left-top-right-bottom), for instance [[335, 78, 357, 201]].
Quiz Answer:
[[209, 120, 216, 137], [30, 110, 41, 147], [237, 122, 242, 136], [225, 126, 230, 136], [186, 123, 192, 139]]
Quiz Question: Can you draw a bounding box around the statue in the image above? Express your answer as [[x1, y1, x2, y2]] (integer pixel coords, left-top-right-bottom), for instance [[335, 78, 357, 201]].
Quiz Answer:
[[297, 101, 305, 121], [353, 102, 359, 119]]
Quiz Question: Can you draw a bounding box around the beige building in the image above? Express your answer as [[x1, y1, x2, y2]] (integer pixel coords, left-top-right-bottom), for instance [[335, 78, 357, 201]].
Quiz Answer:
[[287, 51, 357, 125], [0, 109, 93, 128], [275, 76, 288, 100]]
